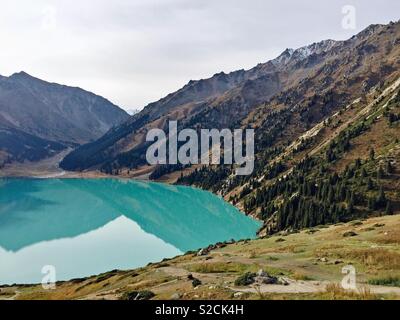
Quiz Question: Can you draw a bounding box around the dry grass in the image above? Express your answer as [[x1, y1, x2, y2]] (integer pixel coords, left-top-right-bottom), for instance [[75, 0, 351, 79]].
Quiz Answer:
[[375, 232, 400, 245], [7, 215, 400, 301], [271, 244, 305, 254], [247, 250, 258, 259], [323, 283, 378, 300], [342, 249, 400, 269], [292, 272, 314, 281]]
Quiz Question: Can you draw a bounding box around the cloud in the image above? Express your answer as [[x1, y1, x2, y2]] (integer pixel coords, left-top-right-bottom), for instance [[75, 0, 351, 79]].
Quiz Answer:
[[41, 5, 57, 30], [0, 0, 399, 110]]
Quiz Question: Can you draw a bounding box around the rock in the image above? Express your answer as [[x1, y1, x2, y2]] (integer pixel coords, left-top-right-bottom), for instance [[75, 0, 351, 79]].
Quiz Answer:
[[233, 292, 243, 298], [234, 272, 256, 286], [334, 260, 343, 265], [197, 248, 209, 256], [257, 269, 268, 277], [171, 293, 182, 300], [319, 257, 328, 263], [254, 269, 279, 285], [343, 231, 358, 237]]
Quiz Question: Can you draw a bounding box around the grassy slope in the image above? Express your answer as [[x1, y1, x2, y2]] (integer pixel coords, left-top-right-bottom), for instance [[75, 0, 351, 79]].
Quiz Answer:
[[2, 214, 399, 300]]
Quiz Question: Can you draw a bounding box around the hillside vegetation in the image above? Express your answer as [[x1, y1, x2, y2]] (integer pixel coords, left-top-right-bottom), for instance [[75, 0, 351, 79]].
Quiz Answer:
[[176, 22, 400, 234], [59, 22, 400, 236], [2, 215, 399, 300]]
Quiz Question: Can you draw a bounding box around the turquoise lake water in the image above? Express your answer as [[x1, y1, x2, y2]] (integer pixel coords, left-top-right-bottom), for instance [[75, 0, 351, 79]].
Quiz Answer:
[[0, 178, 260, 284]]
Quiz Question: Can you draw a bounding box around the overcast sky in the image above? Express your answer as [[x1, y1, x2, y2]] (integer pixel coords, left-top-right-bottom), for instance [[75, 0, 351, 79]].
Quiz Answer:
[[0, 0, 399, 111]]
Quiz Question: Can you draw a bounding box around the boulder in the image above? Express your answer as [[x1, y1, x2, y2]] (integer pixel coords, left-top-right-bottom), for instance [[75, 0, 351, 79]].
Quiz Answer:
[[254, 269, 279, 285], [197, 248, 209, 256], [171, 293, 182, 300]]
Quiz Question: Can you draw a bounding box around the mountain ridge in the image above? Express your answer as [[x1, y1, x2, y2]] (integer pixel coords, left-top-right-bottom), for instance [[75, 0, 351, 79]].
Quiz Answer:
[[0, 72, 129, 166], [60, 34, 350, 171], [59, 20, 400, 236]]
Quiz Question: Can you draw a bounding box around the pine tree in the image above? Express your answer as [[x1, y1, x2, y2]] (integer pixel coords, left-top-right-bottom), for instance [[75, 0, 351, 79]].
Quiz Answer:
[[360, 168, 367, 178], [347, 200, 354, 214], [367, 178, 374, 190], [354, 158, 361, 169], [377, 166, 385, 180], [369, 148, 375, 161], [377, 186, 387, 209], [385, 201, 393, 215], [386, 161, 393, 174], [368, 197, 376, 210], [328, 187, 334, 203]]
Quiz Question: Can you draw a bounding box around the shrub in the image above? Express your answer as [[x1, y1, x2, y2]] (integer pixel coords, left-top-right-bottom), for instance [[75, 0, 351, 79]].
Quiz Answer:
[[234, 272, 256, 286], [192, 278, 202, 288]]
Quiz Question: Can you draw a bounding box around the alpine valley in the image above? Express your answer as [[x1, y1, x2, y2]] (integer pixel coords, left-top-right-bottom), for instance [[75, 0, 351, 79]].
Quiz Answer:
[[61, 21, 400, 235], [1, 21, 400, 300]]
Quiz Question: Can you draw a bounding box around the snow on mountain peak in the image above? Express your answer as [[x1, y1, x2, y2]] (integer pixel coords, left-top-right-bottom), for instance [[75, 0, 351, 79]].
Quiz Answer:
[[272, 39, 337, 67]]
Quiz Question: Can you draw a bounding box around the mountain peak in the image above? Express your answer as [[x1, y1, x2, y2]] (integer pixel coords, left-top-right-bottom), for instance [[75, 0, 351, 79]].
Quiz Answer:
[[352, 23, 384, 40], [272, 39, 337, 67], [11, 71, 31, 78], [9, 71, 39, 82]]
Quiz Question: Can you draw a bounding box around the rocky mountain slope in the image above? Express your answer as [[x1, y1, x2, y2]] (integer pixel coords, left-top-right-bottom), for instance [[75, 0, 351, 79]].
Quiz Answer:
[[178, 21, 400, 234], [60, 38, 340, 171], [0, 72, 129, 166], [61, 21, 400, 234]]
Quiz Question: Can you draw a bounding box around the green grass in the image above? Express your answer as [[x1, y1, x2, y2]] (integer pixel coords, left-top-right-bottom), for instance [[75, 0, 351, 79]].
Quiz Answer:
[[186, 262, 253, 274], [368, 276, 400, 287]]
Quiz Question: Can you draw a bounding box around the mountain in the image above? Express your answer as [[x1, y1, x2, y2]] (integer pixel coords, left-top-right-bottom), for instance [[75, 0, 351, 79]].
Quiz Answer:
[[61, 22, 399, 174], [60, 21, 400, 234], [0, 72, 129, 166], [177, 21, 400, 234], [60, 37, 341, 171]]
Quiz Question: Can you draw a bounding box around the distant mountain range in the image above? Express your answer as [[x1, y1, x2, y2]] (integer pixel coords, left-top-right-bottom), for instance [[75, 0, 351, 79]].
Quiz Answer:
[[1, 21, 399, 235], [59, 38, 340, 171], [0, 72, 129, 165], [61, 21, 400, 174], [58, 20, 400, 234]]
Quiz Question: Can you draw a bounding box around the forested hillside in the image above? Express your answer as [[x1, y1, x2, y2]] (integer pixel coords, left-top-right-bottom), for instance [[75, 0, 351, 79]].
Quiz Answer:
[[176, 21, 400, 233], [61, 21, 400, 234]]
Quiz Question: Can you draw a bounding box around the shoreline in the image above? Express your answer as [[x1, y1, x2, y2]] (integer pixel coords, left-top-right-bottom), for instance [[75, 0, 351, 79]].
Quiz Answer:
[[1, 214, 399, 300]]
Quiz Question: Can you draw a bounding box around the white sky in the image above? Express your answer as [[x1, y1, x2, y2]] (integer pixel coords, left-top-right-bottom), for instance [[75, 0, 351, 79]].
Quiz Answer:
[[0, 0, 399, 111]]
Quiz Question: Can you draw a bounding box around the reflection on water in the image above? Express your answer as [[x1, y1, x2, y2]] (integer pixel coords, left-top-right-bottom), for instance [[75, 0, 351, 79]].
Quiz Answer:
[[0, 178, 260, 284]]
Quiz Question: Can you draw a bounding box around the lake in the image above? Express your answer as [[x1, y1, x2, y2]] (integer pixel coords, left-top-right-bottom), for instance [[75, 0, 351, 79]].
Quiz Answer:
[[0, 178, 260, 285]]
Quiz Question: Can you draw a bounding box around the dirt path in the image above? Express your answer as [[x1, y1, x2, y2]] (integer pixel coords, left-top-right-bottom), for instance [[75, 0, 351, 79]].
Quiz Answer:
[[231, 280, 400, 295], [231, 279, 328, 294], [157, 260, 400, 296]]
